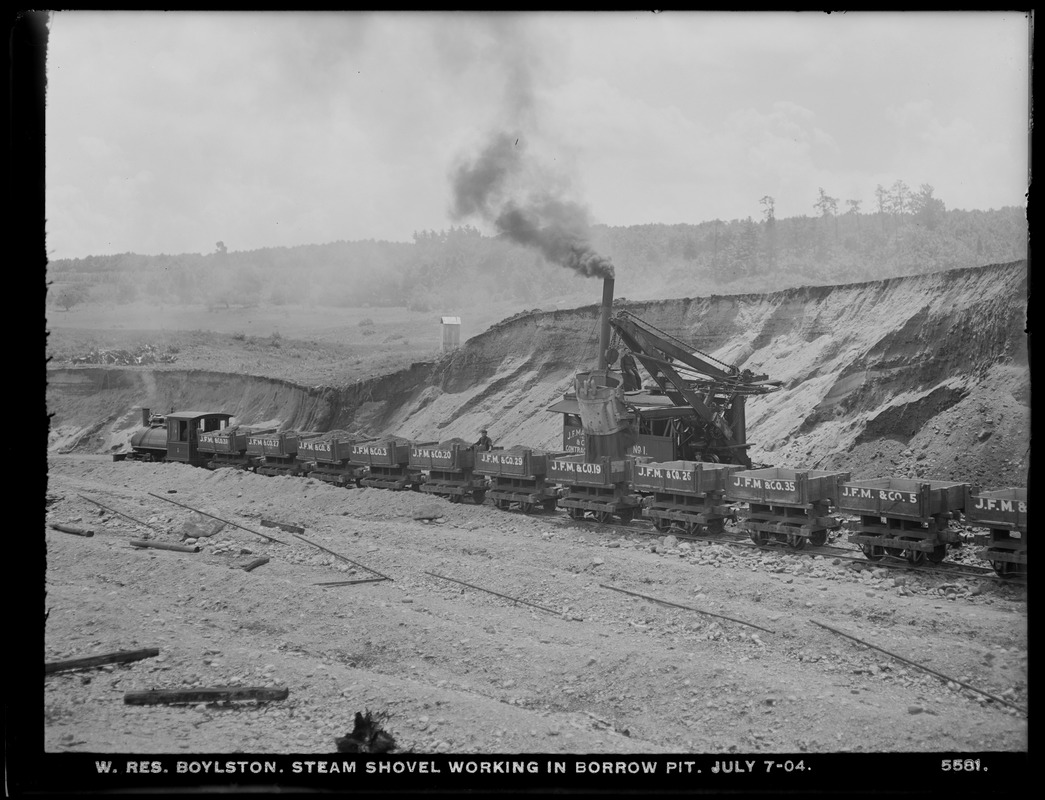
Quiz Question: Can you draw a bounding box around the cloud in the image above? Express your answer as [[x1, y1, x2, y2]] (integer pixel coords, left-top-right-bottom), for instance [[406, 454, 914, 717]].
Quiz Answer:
[[43, 11, 1029, 259]]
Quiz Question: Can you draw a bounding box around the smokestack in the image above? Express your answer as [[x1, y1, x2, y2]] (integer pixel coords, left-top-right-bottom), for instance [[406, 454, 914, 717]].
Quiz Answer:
[[141, 408, 151, 427], [597, 277, 614, 370]]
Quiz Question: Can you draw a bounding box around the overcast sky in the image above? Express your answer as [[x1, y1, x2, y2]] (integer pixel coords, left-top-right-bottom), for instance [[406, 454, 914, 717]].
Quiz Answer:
[[44, 10, 1030, 260]]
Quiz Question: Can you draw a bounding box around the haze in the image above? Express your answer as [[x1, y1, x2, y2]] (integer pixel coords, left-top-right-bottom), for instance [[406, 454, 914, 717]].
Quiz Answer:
[[45, 11, 1030, 260]]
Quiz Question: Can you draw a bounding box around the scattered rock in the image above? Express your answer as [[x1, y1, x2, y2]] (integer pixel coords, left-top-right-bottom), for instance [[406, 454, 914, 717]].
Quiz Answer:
[[413, 505, 444, 521]]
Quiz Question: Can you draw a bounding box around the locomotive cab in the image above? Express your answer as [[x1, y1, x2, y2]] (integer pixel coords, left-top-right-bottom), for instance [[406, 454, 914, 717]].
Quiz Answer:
[[164, 411, 234, 466], [118, 408, 234, 465]]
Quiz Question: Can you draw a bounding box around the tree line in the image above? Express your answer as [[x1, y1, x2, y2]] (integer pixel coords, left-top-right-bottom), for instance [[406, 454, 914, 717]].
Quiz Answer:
[[48, 196, 1027, 313]]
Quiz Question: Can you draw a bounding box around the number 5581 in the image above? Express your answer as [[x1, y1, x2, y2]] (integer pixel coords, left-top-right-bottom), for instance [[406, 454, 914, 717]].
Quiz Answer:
[[942, 759, 982, 771]]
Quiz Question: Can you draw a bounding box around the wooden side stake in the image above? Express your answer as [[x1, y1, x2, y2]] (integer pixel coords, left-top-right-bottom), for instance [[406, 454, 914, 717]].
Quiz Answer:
[[313, 578, 390, 586], [130, 540, 199, 553], [124, 686, 289, 705], [50, 523, 94, 537], [241, 557, 270, 572], [46, 648, 160, 675]]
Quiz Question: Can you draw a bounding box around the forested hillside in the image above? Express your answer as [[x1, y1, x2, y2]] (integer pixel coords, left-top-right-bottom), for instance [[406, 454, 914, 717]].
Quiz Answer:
[[47, 200, 1027, 315]]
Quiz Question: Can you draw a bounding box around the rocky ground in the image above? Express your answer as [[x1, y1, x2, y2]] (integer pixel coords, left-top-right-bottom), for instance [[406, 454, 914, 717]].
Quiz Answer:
[[44, 454, 1027, 756]]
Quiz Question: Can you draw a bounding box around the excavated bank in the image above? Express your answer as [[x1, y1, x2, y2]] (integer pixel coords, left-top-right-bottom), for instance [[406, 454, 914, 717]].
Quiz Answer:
[[46, 261, 1029, 490]]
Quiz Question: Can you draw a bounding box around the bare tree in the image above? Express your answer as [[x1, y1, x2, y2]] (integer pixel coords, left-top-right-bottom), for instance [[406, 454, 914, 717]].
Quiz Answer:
[[889, 179, 911, 218], [760, 196, 777, 271], [814, 187, 839, 218], [759, 195, 775, 222], [814, 188, 840, 243], [874, 184, 889, 231]]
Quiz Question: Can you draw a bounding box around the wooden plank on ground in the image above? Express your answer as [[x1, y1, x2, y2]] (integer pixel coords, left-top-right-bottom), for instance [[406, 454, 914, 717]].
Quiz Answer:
[[50, 523, 94, 537], [130, 540, 200, 553], [46, 648, 160, 674], [124, 686, 289, 705]]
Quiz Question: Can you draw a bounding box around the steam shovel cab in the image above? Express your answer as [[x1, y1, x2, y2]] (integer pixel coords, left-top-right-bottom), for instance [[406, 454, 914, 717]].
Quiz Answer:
[[115, 409, 233, 466]]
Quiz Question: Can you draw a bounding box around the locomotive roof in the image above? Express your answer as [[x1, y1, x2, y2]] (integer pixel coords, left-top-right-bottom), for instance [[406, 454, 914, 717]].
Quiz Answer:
[[164, 411, 234, 421]]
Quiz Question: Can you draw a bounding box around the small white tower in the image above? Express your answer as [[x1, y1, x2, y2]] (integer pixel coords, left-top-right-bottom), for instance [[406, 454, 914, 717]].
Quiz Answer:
[[440, 316, 461, 352]]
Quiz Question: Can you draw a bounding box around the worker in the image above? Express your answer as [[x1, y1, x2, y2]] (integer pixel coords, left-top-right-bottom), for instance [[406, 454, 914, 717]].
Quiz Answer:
[[620, 351, 641, 391], [475, 429, 494, 451]]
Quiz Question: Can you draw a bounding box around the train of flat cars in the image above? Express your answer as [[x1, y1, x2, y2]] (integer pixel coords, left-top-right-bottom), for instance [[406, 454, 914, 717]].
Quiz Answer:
[[113, 411, 1027, 579]]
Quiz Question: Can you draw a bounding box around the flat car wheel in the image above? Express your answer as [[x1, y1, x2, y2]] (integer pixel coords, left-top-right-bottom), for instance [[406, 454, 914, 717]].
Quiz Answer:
[[543, 499, 557, 511], [991, 560, 1025, 578], [749, 530, 770, 547], [472, 490, 487, 505], [861, 544, 883, 561], [905, 545, 926, 565], [927, 544, 948, 563], [809, 530, 828, 547]]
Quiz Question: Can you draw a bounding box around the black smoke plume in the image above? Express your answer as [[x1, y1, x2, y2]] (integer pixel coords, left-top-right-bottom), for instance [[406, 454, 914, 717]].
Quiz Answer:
[[450, 132, 614, 280]]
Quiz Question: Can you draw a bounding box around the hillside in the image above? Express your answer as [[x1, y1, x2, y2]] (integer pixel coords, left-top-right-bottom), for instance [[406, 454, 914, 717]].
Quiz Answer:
[[47, 260, 1029, 491]]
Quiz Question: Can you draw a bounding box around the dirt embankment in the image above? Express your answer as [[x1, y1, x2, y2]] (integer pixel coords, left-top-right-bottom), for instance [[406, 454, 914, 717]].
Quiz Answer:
[[47, 261, 1029, 490]]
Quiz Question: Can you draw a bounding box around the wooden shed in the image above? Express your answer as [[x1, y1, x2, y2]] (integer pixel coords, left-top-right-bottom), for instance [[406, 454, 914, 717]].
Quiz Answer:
[[441, 316, 461, 351]]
